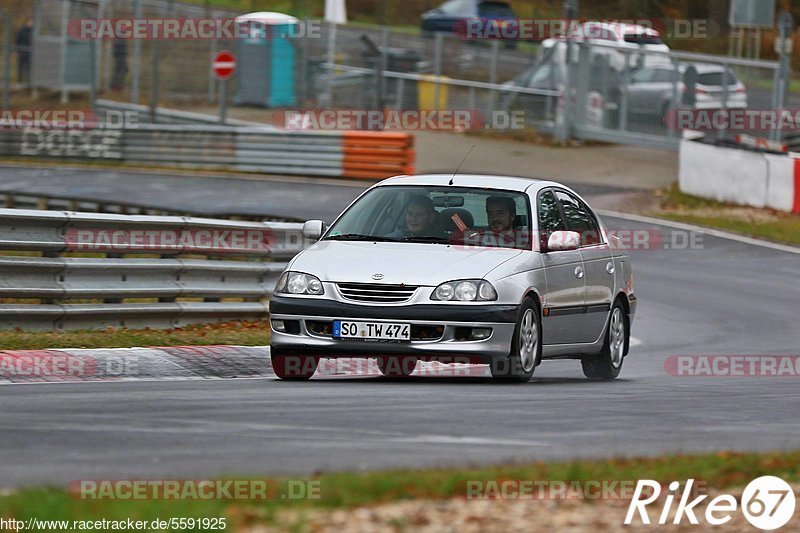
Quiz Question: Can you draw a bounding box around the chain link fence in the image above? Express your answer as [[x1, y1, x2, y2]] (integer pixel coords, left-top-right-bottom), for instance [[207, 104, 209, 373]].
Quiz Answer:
[[1, 0, 798, 150]]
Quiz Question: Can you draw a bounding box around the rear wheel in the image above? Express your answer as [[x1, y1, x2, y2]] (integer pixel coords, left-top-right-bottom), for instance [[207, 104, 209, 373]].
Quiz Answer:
[[270, 349, 319, 381], [377, 356, 418, 377], [490, 298, 540, 383], [581, 301, 628, 381]]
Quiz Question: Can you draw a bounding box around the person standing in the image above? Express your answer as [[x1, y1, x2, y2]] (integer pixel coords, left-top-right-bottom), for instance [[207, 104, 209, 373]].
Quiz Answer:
[[15, 18, 33, 84], [111, 39, 128, 91]]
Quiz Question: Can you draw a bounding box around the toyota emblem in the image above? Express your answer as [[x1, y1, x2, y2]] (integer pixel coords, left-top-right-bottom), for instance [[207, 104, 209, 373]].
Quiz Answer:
[[372, 273, 385, 280]]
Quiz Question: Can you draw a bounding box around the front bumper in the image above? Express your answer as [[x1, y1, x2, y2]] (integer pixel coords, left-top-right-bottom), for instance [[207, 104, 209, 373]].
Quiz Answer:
[[269, 296, 519, 362]]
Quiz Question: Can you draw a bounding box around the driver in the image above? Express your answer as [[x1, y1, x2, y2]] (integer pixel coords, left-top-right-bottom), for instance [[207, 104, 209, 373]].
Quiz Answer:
[[388, 195, 443, 239], [461, 196, 528, 249]]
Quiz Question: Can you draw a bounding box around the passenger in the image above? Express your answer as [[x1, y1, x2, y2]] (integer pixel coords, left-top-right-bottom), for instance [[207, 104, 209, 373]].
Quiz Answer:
[[461, 196, 529, 249], [389, 195, 444, 239]]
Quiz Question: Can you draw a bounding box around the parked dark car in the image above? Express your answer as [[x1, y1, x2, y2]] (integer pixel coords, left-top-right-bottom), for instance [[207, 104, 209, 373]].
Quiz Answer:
[[421, 0, 519, 47]]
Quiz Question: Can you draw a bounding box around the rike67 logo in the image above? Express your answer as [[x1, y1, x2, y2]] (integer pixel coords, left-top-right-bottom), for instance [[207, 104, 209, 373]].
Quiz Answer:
[[625, 477, 796, 530]]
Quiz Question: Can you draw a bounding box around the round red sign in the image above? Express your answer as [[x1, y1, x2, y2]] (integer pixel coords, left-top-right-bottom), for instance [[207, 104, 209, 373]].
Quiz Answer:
[[212, 51, 236, 80]]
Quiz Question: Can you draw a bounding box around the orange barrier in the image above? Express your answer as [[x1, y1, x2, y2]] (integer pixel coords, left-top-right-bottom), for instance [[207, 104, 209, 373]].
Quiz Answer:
[[342, 131, 415, 180]]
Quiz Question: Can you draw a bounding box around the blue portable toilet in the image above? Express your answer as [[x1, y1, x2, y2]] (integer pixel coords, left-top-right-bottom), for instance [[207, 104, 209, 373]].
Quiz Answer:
[[233, 12, 298, 107]]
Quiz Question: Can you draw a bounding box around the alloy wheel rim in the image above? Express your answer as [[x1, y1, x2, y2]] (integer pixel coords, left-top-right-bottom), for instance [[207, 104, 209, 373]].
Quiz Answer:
[[609, 308, 625, 368], [519, 308, 538, 373]]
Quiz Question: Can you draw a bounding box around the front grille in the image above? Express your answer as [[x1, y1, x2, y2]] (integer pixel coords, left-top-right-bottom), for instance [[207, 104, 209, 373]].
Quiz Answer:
[[337, 283, 418, 303]]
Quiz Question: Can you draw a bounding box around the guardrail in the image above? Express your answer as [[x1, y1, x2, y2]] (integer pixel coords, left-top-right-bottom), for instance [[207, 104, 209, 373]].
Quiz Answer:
[[95, 99, 266, 127], [0, 190, 293, 221], [0, 209, 307, 331], [0, 123, 415, 181]]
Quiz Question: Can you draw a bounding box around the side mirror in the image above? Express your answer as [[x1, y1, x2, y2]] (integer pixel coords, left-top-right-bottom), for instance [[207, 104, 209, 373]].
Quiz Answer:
[[546, 230, 581, 252], [302, 220, 326, 240]]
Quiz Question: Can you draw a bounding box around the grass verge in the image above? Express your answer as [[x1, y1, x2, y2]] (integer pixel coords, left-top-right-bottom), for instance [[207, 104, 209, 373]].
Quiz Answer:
[[648, 185, 800, 247], [0, 321, 270, 350], [0, 450, 798, 530]]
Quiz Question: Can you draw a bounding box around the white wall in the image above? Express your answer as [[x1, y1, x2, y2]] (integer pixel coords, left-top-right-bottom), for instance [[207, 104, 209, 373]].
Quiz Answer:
[[679, 140, 797, 213]]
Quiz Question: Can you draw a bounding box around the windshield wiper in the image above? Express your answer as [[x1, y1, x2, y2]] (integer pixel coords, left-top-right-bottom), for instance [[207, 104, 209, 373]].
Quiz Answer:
[[398, 236, 449, 244], [325, 234, 396, 242]]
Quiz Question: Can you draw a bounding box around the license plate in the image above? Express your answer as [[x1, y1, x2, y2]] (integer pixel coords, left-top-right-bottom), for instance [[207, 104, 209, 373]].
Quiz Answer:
[[333, 321, 411, 341]]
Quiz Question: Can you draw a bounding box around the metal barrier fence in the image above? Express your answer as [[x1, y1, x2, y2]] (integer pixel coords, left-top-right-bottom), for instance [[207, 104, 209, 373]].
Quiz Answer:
[[320, 61, 560, 132], [9, 0, 797, 153], [0, 208, 306, 331], [0, 189, 294, 221], [0, 124, 415, 180], [562, 41, 787, 150], [94, 98, 265, 126], [317, 35, 789, 151]]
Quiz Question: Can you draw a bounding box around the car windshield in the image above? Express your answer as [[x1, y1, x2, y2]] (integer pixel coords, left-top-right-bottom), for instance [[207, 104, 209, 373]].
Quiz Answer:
[[624, 34, 664, 45], [324, 185, 532, 250], [697, 70, 738, 86]]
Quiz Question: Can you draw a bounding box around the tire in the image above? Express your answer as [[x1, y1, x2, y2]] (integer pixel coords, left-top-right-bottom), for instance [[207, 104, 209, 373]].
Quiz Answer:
[[490, 297, 541, 383], [582, 301, 628, 381], [377, 356, 418, 377], [270, 349, 319, 381]]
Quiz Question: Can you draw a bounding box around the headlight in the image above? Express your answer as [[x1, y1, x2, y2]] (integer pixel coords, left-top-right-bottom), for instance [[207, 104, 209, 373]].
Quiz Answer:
[[431, 280, 497, 301], [275, 272, 324, 295]]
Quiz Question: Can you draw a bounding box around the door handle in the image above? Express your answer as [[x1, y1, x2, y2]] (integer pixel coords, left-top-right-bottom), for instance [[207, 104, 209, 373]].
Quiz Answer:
[[574, 266, 584, 279], [606, 262, 615, 275]]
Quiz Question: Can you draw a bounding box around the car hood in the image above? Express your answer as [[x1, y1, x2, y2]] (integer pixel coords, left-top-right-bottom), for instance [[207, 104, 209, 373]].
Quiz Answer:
[[290, 241, 523, 286]]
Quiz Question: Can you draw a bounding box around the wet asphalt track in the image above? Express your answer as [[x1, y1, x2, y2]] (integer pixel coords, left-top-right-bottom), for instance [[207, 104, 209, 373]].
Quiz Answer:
[[0, 165, 636, 223], [1, 208, 798, 488]]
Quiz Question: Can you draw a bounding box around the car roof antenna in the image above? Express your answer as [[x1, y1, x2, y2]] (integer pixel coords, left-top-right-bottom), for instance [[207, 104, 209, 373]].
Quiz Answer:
[[450, 145, 475, 185]]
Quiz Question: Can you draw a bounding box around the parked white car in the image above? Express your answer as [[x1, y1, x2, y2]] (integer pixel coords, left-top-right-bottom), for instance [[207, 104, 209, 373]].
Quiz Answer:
[[626, 62, 749, 120], [539, 22, 671, 72]]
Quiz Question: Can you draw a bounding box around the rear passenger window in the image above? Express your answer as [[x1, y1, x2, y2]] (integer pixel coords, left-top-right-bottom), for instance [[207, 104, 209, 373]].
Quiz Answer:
[[554, 191, 602, 246]]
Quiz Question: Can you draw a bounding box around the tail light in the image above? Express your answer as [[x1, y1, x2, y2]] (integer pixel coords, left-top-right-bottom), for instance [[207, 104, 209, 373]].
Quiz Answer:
[[679, 83, 707, 95]]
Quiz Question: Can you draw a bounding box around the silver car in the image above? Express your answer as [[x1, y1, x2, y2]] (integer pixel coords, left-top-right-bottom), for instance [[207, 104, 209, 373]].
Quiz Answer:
[[269, 175, 636, 383], [627, 62, 748, 120]]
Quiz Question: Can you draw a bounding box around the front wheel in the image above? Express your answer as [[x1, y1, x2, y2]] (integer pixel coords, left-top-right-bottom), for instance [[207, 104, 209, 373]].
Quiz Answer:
[[490, 298, 540, 383], [581, 302, 628, 381], [270, 350, 319, 380], [377, 356, 418, 377]]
